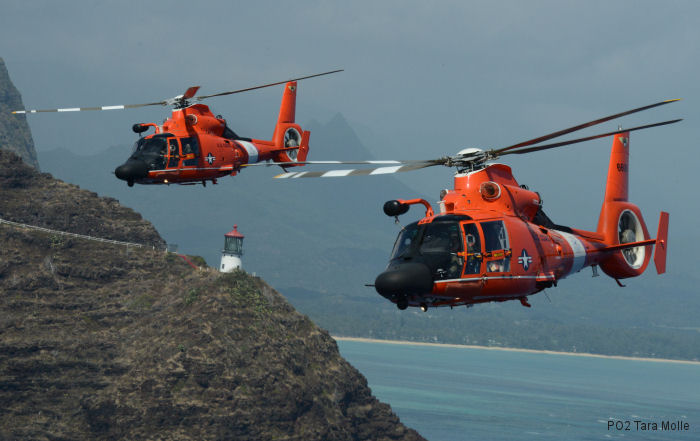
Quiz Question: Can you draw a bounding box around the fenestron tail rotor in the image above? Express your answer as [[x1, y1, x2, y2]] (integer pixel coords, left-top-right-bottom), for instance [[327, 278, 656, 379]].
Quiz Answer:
[[12, 69, 343, 114], [269, 99, 681, 178]]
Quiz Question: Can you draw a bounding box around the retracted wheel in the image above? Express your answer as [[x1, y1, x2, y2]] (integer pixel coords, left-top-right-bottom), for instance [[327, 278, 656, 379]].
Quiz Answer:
[[397, 295, 408, 310]]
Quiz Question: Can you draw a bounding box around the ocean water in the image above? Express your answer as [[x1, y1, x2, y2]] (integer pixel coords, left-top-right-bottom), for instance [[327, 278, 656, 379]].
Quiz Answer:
[[336, 340, 700, 441]]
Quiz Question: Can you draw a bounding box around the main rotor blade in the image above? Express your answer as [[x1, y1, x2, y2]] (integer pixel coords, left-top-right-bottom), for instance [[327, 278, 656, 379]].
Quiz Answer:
[[12, 100, 167, 114], [12, 69, 342, 114], [493, 99, 681, 155], [194, 69, 344, 101], [274, 161, 439, 178], [182, 86, 200, 100], [244, 159, 434, 167], [500, 119, 682, 156]]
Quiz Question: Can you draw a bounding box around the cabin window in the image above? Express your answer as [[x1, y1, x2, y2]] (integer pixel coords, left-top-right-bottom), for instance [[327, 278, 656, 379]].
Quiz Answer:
[[481, 220, 510, 273], [167, 138, 180, 168], [180, 137, 200, 166]]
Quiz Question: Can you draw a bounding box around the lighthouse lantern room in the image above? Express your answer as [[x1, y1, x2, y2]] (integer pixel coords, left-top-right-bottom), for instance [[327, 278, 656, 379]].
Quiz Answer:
[[220, 225, 244, 272]]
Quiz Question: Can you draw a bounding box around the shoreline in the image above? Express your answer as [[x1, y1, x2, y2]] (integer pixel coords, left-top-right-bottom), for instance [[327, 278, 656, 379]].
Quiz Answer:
[[333, 336, 700, 365]]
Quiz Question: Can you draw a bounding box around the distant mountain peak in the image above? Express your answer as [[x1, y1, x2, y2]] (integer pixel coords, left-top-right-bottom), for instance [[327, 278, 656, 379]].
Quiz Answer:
[[0, 58, 40, 170], [306, 111, 376, 161], [328, 111, 349, 126]]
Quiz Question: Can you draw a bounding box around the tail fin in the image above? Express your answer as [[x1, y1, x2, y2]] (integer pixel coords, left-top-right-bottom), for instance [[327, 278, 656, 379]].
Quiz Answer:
[[271, 81, 309, 165], [603, 131, 630, 202], [277, 81, 297, 125], [597, 132, 652, 278]]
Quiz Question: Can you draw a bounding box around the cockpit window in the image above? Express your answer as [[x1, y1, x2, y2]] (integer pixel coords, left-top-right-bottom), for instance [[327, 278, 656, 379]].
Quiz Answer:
[[390, 222, 420, 260], [420, 222, 463, 254], [389, 220, 465, 279], [132, 137, 147, 153], [143, 137, 167, 155], [167, 138, 180, 168], [130, 134, 175, 170], [419, 222, 464, 279], [463, 223, 482, 275]]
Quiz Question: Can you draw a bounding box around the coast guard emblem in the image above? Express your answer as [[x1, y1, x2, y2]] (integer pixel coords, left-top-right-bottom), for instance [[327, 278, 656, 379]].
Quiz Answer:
[[518, 249, 532, 271]]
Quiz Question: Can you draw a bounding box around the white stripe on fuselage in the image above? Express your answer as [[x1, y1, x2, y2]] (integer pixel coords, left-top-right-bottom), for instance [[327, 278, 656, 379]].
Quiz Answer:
[[237, 141, 259, 163], [553, 230, 586, 275]]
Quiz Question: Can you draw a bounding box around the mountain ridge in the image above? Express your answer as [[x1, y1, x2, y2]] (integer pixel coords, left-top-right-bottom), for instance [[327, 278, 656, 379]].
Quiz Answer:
[[0, 57, 40, 169], [0, 148, 425, 440]]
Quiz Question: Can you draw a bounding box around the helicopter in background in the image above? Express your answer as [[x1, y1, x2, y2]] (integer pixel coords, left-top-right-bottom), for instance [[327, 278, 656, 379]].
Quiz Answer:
[[13, 70, 342, 187], [266, 100, 680, 310]]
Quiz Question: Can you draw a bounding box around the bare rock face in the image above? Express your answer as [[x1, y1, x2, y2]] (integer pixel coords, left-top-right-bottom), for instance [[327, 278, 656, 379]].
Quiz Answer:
[[0, 151, 426, 441], [0, 58, 40, 169]]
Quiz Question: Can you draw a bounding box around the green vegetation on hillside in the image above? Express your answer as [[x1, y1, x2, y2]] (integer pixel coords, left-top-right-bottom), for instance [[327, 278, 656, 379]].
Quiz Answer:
[[0, 149, 425, 440]]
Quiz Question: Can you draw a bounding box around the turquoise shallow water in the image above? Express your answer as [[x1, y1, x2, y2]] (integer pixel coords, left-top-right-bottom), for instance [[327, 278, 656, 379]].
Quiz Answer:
[[336, 340, 700, 441]]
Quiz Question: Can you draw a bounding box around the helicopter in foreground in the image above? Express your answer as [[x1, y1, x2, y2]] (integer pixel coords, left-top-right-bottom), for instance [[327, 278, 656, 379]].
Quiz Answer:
[[267, 100, 679, 310], [13, 70, 342, 187]]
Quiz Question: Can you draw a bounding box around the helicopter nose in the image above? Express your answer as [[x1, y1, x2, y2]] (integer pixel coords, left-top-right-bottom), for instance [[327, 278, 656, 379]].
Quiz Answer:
[[115, 159, 149, 181], [375, 262, 433, 298]]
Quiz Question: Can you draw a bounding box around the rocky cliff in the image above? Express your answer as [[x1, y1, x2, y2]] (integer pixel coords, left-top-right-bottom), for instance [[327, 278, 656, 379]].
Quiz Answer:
[[0, 149, 424, 440], [0, 58, 40, 169]]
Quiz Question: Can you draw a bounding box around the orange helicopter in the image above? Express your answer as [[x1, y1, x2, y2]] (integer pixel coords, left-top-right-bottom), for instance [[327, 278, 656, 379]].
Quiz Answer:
[[267, 100, 680, 310], [13, 70, 342, 187]]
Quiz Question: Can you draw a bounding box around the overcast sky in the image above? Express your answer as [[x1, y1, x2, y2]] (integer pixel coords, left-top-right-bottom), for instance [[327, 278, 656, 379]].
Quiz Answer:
[[1, 0, 698, 271]]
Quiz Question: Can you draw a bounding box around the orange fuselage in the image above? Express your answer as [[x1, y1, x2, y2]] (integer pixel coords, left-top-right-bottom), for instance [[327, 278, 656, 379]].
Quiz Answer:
[[114, 82, 307, 186], [375, 133, 666, 310]]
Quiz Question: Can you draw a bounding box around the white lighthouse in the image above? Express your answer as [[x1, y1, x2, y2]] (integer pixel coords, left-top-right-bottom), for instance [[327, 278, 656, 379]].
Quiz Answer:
[[220, 225, 244, 272]]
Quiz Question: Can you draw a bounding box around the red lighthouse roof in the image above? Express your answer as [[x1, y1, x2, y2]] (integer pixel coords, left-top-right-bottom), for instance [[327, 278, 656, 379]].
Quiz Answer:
[[225, 225, 244, 238]]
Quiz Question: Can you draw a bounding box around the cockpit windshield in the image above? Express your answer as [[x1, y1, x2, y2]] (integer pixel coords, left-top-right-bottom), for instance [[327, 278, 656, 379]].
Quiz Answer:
[[133, 136, 167, 155], [389, 219, 465, 279], [132, 137, 147, 153], [390, 222, 420, 260], [420, 222, 463, 255], [419, 221, 464, 279], [130, 133, 174, 170]]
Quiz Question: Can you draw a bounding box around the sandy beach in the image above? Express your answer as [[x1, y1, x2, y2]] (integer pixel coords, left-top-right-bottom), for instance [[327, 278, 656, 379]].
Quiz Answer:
[[333, 336, 700, 365]]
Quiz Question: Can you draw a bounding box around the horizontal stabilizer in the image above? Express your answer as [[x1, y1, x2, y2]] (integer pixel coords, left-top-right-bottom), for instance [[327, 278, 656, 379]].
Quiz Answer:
[[598, 239, 656, 253]]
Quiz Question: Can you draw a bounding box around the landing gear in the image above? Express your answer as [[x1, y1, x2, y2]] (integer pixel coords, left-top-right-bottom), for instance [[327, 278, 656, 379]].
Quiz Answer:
[[396, 295, 408, 310], [420, 303, 428, 312], [127, 179, 134, 187], [535, 280, 554, 290]]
